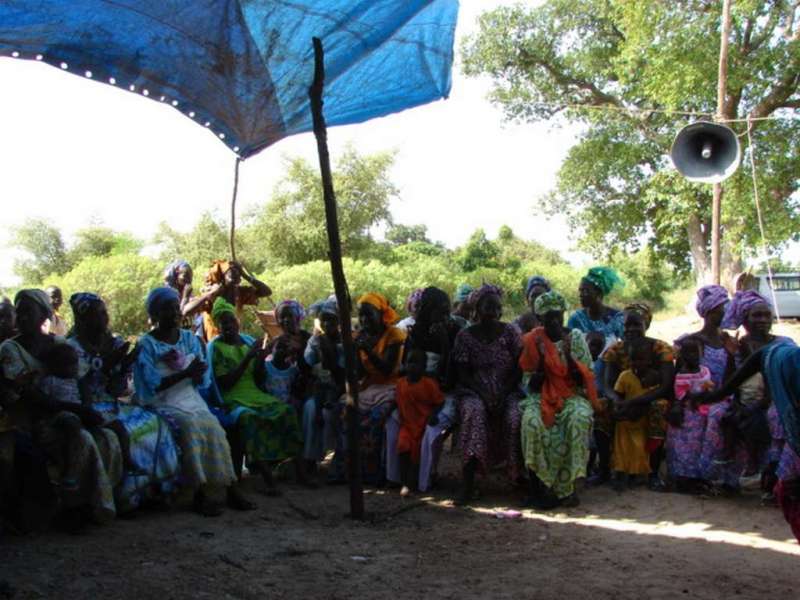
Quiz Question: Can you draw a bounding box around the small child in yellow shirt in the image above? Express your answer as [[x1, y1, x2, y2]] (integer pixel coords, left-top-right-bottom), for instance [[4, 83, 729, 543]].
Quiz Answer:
[[612, 340, 663, 490]]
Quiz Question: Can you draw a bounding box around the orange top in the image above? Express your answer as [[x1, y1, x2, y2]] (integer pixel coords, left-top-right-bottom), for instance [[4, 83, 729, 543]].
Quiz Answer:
[[396, 376, 444, 463], [202, 286, 260, 340], [358, 325, 406, 388], [519, 327, 600, 428]]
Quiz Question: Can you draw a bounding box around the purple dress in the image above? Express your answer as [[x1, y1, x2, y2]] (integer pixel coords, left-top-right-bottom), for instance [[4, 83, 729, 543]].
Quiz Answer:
[[452, 324, 523, 481], [667, 338, 732, 479], [699, 337, 796, 487]]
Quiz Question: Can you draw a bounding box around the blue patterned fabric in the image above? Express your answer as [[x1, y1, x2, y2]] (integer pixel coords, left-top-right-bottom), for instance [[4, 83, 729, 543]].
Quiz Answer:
[[763, 341, 800, 457], [0, 1, 458, 158]]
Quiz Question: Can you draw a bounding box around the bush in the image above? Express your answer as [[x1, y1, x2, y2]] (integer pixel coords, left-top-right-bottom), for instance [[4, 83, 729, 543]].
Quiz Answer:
[[46, 254, 162, 338]]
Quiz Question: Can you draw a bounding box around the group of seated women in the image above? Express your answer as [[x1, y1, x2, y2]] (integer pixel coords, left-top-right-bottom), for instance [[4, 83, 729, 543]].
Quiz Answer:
[[0, 260, 798, 543]]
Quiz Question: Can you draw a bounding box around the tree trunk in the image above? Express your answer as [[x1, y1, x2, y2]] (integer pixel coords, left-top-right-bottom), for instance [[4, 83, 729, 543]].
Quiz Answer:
[[720, 238, 744, 290], [687, 214, 711, 287]]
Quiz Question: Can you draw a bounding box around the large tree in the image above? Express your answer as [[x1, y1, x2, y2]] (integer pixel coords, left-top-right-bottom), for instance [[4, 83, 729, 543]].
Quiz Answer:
[[9, 218, 70, 284], [249, 146, 398, 266], [462, 0, 800, 285]]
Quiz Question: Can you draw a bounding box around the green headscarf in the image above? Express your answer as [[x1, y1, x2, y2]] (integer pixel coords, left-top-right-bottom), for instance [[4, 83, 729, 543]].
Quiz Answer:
[[583, 266, 624, 297], [211, 297, 236, 324], [534, 291, 568, 316]]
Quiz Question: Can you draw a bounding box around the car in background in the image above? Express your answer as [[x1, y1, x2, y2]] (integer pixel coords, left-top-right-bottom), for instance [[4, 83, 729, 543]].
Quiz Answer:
[[737, 272, 800, 318]]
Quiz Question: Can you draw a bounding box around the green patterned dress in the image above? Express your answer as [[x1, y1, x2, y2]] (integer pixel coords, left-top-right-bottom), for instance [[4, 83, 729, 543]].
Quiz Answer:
[[519, 329, 595, 499], [212, 341, 302, 463]]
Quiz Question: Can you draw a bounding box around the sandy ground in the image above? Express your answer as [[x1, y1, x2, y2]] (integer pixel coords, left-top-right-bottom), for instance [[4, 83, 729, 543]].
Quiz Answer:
[[2, 315, 799, 600], [1, 447, 798, 600]]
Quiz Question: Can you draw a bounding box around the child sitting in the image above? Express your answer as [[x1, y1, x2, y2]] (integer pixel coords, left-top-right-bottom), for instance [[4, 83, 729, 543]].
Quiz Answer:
[[39, 343, 138, 476], [265, 336, 299, 406], [395, 348, 444, 497], [611, 339, 664, 490], [667, 337, 715, 493], [586, 331, 612, 484]]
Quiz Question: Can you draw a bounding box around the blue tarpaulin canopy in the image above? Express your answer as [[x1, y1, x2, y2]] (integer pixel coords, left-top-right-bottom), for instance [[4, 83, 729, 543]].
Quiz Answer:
[[0, 1, 458, 158]]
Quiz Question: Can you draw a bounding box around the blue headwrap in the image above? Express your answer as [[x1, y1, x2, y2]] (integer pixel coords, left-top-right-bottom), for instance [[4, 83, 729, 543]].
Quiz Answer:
[[275, 299, 307, 325], [146, 287, 180, 320], [69, 292, 103, 318], [163, 259, 190, 288], [525, 276, 551, 299], [309, 295, 338, 318]]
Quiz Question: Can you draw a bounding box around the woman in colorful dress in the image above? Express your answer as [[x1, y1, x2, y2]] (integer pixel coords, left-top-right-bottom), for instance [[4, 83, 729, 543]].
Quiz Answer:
[[208, 298, 305, 496], [567, 267, 625, 343], [670, 284, 734, 493], [519, 291, 601, 509], [198, 260, 272, 342], [163, 259, 219, 333], [334, 292, 406, 484], [67, 292, 181, 513], [0, 289, 118, 530], [602, 304, 674, 490], [698, 290, 795, 497], [133, 287, 244, 516], [699, 341, 800, 542], [452, 284, 523, 505]]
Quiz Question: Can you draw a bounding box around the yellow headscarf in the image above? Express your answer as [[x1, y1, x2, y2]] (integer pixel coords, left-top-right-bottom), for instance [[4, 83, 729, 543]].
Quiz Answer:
[[205, 260, 231, 286], [357, 292, 399, 325]]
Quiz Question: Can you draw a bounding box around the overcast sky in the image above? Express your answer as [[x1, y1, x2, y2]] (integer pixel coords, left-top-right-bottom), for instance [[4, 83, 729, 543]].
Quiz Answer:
[[2, 1, 790, 288]]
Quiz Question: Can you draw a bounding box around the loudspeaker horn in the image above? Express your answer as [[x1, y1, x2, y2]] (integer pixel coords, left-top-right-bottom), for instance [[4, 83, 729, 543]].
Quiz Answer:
[[670, 121, 741, 184]]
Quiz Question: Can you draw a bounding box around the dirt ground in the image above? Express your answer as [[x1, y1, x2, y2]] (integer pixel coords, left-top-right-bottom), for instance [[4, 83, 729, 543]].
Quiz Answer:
[[1, 447, 798, 600]]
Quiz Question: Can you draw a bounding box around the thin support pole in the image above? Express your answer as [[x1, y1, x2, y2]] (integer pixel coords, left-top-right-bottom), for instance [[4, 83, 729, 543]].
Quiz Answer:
[[309, 36, 364, 520], [230, 157, 242, 262], [712, 0, 733, 285]]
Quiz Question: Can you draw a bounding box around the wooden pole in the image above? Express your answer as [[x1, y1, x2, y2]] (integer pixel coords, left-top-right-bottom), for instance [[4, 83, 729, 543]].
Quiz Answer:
[[309, 36, 364, 520], [229, 156, 241, 263], [712, 0, 733, 285]]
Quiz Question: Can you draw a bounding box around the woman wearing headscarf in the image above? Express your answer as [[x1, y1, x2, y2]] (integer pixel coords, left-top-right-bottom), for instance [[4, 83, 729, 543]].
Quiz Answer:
[[163, 259, 217, 332], [396, 288, 425, 333], [697, 290, 795, 498], [512, 276, 551, 336], [451, 284, 474, 328], [519, 291, 601, 508], [67, 292, 181, 513], [386, 287, 464, 491], [267, 299, 313, 401], [697, 341, 800, 542], [133, 287, 243, 516], [601, 304, 675, 490], [198, 260, 272, 342], [207, 297, 305, 496], [451, 284, 523, 504], [670, 284, 735, 493], [303, 296, 343, 468], [0, 289, 117, 530], [333, 292, 406, 484], [567, 267, 625, 343]]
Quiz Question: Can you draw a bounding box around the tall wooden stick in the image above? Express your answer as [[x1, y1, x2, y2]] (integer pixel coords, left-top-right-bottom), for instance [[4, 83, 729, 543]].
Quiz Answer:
[[309, 36, 364, 519], [712, 0, 733, 285]]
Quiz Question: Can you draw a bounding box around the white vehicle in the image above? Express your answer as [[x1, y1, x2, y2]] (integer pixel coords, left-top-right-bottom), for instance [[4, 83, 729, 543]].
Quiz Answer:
[[738, 272, 800, 318]]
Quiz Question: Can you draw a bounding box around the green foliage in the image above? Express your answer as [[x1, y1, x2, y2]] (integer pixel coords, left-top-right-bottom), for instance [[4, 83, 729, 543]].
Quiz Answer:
[[462, 0, 800, 282], [10, 218, 70, 284], [46, 254, 162, 338], [456, 229, 501, 272], [249, 146, 397, 266], [69, 226, 144, 265], [154, 213, 231, 276], [386, 223, 431, 245]]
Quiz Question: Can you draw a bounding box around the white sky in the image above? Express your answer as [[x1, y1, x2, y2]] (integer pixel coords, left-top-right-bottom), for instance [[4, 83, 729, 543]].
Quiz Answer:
[[3, 1, 791, 287]]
